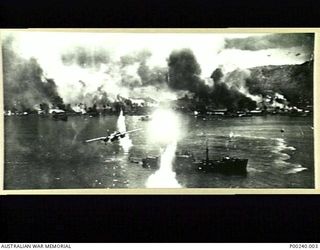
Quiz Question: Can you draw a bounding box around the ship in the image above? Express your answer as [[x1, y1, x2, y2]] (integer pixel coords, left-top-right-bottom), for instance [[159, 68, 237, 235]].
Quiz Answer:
[[140, 115, 152, 121], [137, 141, 248, 175], [129, 155, 160, 169], [52, 111, 68, 121], [142, 156, 159, 169], [173, 151, 195, 172], [193, 141, 248, 175]]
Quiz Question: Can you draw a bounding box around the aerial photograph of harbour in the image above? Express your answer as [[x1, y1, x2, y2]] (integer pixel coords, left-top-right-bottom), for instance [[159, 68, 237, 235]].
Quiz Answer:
[[2, 30, 314, 190]]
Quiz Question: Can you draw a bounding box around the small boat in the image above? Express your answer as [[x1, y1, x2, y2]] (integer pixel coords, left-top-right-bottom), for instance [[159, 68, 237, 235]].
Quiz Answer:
[[140, 115, 152, 121], [52, 111, 68, 121], [129, 156, 142, 164], [142, 156, 159, 169]]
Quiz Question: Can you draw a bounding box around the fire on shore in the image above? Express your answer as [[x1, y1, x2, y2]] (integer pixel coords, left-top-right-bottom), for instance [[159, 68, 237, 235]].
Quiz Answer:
[[4, 93, 312, 118]]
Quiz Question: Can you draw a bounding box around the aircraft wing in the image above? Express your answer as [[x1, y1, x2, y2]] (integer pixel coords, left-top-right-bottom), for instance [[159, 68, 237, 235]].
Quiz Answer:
[[85, 136, 107, 143]]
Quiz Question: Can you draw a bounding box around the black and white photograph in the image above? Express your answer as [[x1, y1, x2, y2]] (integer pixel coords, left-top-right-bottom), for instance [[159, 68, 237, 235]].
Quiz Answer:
[[1, 30, 316, 191]]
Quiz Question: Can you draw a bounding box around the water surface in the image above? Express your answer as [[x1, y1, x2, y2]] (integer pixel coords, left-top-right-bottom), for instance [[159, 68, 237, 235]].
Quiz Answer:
[[4, 114, 314, 189]]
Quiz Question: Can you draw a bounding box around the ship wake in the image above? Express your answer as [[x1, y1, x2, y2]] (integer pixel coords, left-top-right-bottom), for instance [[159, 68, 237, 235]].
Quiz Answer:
[[273, 138, 306, 174]]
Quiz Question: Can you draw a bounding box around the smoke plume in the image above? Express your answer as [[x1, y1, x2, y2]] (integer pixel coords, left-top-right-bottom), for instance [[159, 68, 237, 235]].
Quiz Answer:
[[61, 46, 111, 69], [58, 48, 172, 106], [209, 67, 258, 111], [167, 49, 207, 94], [2, 36, 64, 111], [120, 50, 167, 87], [3, 35, 266, 113], [210, 68, 224, 84], [166, 48, 259, 111]]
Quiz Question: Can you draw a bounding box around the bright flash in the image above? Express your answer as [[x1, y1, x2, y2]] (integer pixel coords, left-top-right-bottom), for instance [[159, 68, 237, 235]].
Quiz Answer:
[[147, 108, 181, 144]]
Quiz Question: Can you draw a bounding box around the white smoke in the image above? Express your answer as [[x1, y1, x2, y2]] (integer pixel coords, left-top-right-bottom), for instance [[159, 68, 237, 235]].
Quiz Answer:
[[53, 61, 139, 104], [223, 68, 263, 103], [54, 49, 186, 105], [275, 92, 286, 100], [270, 92, 288, 109], [146, 141, 182, 188], [145, 108, 182, 188], [117, 109, 132, 153], [238, 85, 263, 103]]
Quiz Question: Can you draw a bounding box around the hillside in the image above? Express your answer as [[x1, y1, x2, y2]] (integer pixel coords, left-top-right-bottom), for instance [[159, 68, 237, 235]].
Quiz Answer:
[[245, 60, 313, 106]]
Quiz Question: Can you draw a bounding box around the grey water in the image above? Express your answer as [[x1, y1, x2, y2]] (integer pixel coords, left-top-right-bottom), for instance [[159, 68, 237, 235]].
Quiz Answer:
[[4, 114, 314, 189]]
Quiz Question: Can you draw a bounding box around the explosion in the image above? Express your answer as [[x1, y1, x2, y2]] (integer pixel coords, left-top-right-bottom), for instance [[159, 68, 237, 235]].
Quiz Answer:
[[145, 141, 181, 188], [2, 36, 64, 111], [117, 110, 132, 154], [3, 32, 311, 114], [147, 108, 181, 144]]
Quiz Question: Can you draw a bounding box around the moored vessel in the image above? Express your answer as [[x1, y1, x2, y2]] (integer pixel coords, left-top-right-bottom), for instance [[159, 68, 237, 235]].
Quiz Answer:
[[193, 141, 248, 175]]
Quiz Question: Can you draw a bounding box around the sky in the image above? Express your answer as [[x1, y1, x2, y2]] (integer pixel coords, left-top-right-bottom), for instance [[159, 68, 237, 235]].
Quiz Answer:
[[2, 31, 314, 102], [3, 31, 313, 77]]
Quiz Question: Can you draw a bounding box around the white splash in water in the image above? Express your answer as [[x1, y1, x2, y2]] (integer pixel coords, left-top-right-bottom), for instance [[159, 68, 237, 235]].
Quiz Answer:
[[117, 110, 132, 153], [286, 165, 307, 174], [272, 137, 306, 173], [146, 141, 182, 188]]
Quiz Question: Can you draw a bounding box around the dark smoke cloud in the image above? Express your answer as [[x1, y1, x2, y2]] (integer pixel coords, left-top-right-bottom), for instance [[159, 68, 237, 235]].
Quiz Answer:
[[225, 33, 314, 52], [167, 49, 257, 110], [209, 68, 257, 111], [2, 36, 63, 111], [167, 48, 206, 94], [210, 68, 224, 84], [61, 46, 111, 68], [210, 82, 256, 111]]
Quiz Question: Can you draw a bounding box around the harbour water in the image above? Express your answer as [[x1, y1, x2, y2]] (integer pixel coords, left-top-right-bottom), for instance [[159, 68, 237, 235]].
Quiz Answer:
[[4, 113, 314, 189]]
